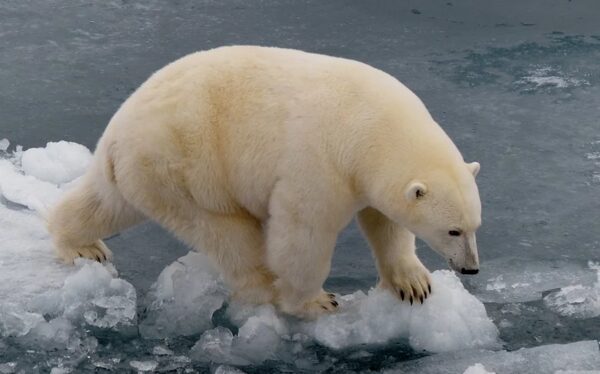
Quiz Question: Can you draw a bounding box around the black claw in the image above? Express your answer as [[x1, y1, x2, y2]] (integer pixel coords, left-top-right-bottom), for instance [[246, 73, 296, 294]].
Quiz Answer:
[[400, 290, 405, 300], [328, 293, 335, 299], [428, 284, 432, 294], [95, 255, 101, 262], [331, 300, 338, 307], [321, 305, 328, 310], [410, 296, 413, 305], [420, 296, 424, 304]]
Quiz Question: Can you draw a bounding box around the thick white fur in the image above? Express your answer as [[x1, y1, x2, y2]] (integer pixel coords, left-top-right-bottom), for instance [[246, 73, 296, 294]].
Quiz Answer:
[[47, 46, 481, 319]]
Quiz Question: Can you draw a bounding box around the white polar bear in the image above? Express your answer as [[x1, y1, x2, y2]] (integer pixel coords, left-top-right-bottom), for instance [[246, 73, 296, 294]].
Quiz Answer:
[[47, 46, 482, 319]]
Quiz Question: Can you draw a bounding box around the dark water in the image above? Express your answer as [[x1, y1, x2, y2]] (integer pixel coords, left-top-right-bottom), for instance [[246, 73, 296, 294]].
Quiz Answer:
[[1, 0, 599, 372]]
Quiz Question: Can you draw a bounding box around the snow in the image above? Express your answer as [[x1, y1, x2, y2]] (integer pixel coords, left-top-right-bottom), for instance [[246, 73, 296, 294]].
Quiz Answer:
[[0, 158, 62, 212], [388, 340, 600, 374], [20, 141, 92, 185]]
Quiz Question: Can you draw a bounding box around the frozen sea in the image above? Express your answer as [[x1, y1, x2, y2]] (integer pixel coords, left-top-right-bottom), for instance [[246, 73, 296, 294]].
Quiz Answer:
[[1, 0, 599, 373]]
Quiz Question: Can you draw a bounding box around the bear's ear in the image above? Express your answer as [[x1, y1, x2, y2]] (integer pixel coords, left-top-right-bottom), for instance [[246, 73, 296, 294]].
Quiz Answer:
[[467, 162, 480, 177], [405, 181, 427, 201]]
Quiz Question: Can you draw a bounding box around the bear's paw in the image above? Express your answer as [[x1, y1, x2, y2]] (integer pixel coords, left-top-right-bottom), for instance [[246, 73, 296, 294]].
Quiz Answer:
[[381, 258, 432, 305], [55, 239, 112, 264]]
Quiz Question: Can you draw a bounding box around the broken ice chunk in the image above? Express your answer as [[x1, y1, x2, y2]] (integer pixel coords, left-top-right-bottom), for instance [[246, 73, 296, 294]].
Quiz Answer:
[[463, 363, 495, 374], [129, 360, 158, 372], [49, 260, 137, 331], [152, 345, 174, 356], [0, 304, 45, 337], [49, 368, 72, 374], [233, 306, 286, 363], [544, 285, 600, 319], [214, 366, 247, 374], [1, 255, 136, 348], [82, 279, 137, 330], [0, 362, 17, 374], [139, 251, 228, 339], [0, 139, 9, 152], [304, 270, 499, 352], [21, 317, 74, 349], [485, 276, 506, 291], [544, 262, 600, 319], [190, 327, 250, 366]]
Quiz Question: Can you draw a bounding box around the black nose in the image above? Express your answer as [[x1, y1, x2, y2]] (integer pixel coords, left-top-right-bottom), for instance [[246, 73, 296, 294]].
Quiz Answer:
[[461, 268, 479, 275]]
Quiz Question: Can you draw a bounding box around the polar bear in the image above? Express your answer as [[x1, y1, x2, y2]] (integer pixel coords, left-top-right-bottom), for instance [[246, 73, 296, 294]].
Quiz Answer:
[[47, 46, 482, 319]]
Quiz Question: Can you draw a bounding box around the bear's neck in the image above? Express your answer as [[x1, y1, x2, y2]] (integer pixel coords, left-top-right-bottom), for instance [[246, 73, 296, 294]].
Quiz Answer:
[[351, 114, 464, 221]]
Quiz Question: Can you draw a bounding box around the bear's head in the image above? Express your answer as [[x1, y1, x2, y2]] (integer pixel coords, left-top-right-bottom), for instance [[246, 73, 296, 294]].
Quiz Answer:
[[401, 162, 482, 274]]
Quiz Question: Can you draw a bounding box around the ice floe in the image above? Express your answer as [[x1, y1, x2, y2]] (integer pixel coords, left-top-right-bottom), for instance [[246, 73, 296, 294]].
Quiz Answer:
[[544, 262, 600, 319], [139, 252, 228, 339], [464, 258, 598, 303], [387, 340, 600, 374]]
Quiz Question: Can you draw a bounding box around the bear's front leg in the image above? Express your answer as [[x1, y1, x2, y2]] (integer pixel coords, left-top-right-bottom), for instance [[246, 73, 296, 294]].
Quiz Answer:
[[265, 179, 356, 319], [266, 212, 340, 318], [357, 207, 432, 304]]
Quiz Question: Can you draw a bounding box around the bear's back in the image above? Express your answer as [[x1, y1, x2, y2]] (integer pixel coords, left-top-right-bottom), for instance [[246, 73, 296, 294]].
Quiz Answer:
[[101, 46, 452, 220]]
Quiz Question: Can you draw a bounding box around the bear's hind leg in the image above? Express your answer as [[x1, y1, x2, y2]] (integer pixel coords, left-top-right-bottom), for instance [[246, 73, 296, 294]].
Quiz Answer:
[[183, 211, 276, 305], [47, 174, 145, 264]]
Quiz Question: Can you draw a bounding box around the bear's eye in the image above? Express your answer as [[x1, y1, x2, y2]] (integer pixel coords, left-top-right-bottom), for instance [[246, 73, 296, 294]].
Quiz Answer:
[[448, 230, 462, 237]]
